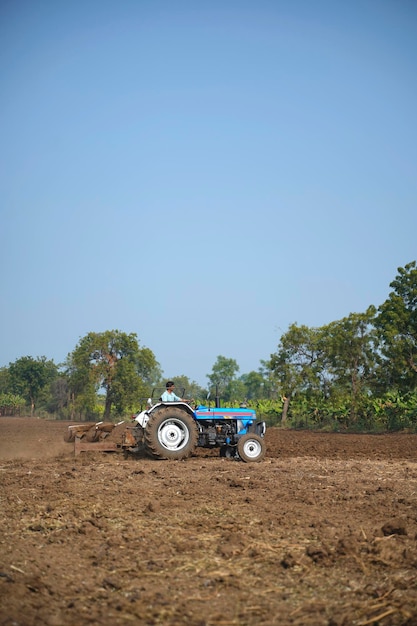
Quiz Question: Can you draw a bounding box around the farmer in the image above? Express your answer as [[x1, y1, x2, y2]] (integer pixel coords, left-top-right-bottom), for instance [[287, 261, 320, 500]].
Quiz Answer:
[[161, 381, 184, 402]]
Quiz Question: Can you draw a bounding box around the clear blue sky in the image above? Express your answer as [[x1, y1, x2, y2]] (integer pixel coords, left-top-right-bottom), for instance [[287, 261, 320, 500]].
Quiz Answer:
[[1, 0, 416, 387]]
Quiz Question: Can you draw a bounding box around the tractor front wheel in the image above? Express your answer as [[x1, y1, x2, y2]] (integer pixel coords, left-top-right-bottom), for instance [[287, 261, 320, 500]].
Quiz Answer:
[[237, 434, 266, 463], [144, 408, 198, 460]]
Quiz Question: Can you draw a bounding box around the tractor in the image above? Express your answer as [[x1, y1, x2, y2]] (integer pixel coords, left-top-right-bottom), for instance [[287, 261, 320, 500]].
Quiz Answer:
[[122, 388, 266, 462]]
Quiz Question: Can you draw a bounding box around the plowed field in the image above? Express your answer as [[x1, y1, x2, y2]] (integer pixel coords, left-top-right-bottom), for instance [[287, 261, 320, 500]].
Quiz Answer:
[[1, 417, 417, 626]]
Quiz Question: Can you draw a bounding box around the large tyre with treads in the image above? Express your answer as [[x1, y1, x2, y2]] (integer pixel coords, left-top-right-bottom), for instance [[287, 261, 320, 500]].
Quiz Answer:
[[144, 407, 198, 460]]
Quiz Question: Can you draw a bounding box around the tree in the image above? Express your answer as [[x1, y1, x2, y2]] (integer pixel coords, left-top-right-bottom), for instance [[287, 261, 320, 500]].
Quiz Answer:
[[67, 330, 160, 419], [47, 376, 70, 416], [270, 310, 378, 423], [8, 356, 58, 415], [0, 367, 10, 394], [322, 308, 377, 421], [374, 261, 417, 393], [240, 371, 265, 399], [270, 324, 325, 421], [258, 360, 279, 399], [207, 356, 240, 401]]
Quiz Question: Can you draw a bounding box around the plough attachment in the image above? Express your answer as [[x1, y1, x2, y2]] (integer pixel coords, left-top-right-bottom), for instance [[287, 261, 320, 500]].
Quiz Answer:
[[64, 421, 126, 456]]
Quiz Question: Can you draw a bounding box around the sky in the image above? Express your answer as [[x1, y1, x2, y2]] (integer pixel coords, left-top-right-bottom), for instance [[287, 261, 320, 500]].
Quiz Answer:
[[1, 0, 416, 387]]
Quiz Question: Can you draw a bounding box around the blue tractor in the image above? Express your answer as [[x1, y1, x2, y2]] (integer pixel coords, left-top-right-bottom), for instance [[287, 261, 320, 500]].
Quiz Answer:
[[123, 389, 266, 463]]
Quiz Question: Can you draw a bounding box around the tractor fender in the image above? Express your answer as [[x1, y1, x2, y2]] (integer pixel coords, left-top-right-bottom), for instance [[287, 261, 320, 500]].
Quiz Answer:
[[134, 409, 150, 428], [134, 402, 195, 428], [148, 401, 196, 418], [255, 421, 267, 437]]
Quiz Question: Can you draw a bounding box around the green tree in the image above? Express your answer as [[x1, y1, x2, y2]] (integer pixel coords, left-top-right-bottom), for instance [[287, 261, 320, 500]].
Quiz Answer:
[[65, 354, 97, 420], [136, 347, 163, 388], [375, 261, 417, 393], [207, 356, 240, 401], [270, 324, 325, 421], [8, 356, 58, 416], [258, 360, 279, 399], [226, 379, 247, 403], [240, 371, 265, 399], [323, 308, 377, 422], [67, 330, 160, 420], [270, 310, 378, 424], [48, 376, 70, 416], [0, 367, 11, 394]]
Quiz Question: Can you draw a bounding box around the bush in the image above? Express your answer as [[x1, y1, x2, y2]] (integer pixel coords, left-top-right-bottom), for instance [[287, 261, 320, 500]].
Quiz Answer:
[[0, 393, 26, 416]]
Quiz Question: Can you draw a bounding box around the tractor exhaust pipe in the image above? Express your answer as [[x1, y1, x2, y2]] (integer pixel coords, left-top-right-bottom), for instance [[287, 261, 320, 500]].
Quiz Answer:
[[215, 384, 220, 408]]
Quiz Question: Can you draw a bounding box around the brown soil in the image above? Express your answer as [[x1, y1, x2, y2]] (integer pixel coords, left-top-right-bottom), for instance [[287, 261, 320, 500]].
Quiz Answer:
[[1, 417, 417, 626]]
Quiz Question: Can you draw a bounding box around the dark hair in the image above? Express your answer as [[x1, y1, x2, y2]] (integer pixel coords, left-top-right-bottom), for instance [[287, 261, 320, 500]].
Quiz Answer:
[[166, 381, 175, 388]]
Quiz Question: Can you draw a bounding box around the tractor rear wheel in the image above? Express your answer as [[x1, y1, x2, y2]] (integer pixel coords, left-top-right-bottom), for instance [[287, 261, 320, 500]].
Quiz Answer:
[[144, 407, 198, 460], [237, 434, 266, 463]]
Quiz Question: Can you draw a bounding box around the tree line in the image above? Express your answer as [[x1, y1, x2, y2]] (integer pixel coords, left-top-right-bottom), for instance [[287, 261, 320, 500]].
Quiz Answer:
[[1, 261, 416, 431]]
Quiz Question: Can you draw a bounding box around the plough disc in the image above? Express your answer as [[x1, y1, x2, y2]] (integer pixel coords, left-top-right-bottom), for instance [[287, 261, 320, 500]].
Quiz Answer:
[[85, 427, 100, 442]]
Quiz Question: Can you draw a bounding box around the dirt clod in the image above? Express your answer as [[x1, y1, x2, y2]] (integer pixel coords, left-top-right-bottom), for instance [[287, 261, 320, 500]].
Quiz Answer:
[[382, 519, 408, 536]]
